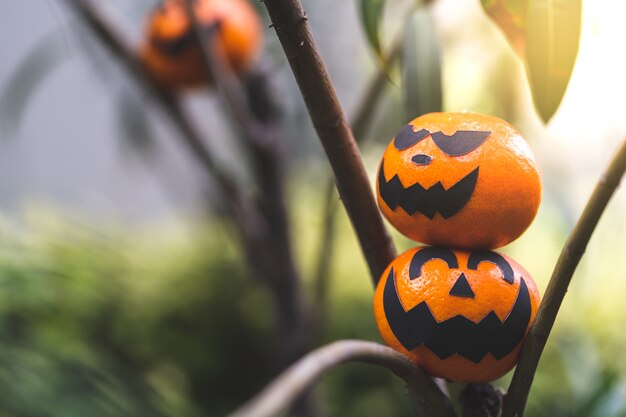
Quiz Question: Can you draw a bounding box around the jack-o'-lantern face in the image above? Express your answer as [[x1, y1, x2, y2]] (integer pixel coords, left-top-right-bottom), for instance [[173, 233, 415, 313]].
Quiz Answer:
[[377, 112, 542, 249], [139, 0, 262, 90], [373, 246, 541, 383]]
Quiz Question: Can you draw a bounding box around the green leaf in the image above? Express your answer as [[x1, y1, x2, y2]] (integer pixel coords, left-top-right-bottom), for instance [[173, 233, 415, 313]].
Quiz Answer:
[[480, 0, 527, 56], [360, 0, 386, 57], [0, 29, 71, 137], [525, 0, 582, 122], [401, 8, 442, 119]]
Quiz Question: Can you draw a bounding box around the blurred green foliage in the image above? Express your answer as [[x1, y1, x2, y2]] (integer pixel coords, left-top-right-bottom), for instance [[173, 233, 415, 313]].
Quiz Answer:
[[0, 209, 276, 417], [1, 193, 626, 417]]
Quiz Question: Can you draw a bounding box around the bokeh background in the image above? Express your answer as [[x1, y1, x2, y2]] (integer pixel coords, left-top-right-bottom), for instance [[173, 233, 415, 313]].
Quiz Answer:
[[1, 0, 626, 416]]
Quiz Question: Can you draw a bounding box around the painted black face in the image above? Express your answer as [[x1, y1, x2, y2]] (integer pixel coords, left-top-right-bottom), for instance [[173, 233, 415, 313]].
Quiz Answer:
[[379, 125, 491, 219], [383, 248, 531, 363], [152, 19, 222, 56], [393, 126, 491, 156], [394, 125, 431, 150]]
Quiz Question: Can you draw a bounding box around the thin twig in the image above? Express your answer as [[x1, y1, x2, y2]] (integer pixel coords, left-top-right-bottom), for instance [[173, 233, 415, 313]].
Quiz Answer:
[[261, 0, 397, 284], [182, 0, 274, 149], [183, 0, 310, 371], [351, 37, 403, 142], [502, 138, 626, 417], [311, 181, 340, 314], [227, 340, 457, 417]]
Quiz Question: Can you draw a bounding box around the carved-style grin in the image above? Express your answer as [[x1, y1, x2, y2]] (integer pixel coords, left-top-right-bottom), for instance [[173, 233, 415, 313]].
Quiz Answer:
[[383, 267, 531, 363], [378, 160, 479, 219]]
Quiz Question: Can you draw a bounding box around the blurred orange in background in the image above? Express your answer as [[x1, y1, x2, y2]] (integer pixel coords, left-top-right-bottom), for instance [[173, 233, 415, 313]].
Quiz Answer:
[[139, 0, 263, 90]]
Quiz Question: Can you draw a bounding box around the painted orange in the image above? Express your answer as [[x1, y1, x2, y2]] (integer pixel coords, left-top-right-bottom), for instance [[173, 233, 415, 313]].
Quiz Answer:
[[377, 112, 541, 249], [373, 246, 541, 383], [139, 0, 263, 90]]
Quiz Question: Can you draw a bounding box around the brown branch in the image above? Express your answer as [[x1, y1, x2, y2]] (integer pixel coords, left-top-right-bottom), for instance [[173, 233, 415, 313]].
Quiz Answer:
[[227, 340, 457, 417], [459, 384, 503, 417], [182, 1, 286, 195], [183, 0, 275, 149], [261, 0, 396, 284], [311, 37, 403, 311], [502, 137, 626, 417], [183, 1, 311, 370]]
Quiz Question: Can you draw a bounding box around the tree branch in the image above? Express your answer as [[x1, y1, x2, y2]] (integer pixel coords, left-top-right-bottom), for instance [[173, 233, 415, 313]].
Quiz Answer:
[[261, 0, 396, 284], [183, 1, 312, 373], [502, 137, 626, 417], [183, 0, 275, 149], [227, 340, 457, 417], [311, 36, 402, 311], [459, 383, 503, 417]]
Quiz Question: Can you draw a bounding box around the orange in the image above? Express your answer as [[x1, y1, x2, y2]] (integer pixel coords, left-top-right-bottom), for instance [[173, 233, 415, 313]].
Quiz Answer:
[[139, 0, 263, 90], [376, 112, 541, 249], [373, 246, 541, 383]]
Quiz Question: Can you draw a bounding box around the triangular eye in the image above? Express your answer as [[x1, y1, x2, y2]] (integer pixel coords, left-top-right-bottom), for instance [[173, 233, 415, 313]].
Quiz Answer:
[[394, 125, 431, 150], [431, 131, 491, 156]]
